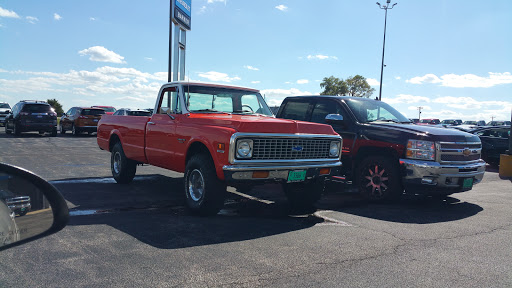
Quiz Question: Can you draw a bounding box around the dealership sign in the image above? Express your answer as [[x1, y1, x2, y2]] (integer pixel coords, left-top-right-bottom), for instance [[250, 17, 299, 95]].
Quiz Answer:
[[172, 0, 191, 30]]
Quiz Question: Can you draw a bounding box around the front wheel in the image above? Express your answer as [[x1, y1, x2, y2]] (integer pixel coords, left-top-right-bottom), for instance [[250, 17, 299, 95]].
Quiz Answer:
[[111, 142, 137, 184], [184, 154, 226, 216], [71, 124, 79, 136], [50, 127, 57, 137], [283, 179, 324, 212], [13, 123, 20, 136], [357, 156, 402, 202], [60, 124, 66, 134]]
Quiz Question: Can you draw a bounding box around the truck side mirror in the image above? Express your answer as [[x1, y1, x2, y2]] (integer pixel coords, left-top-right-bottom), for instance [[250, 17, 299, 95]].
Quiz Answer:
[[325, 114, 344, 125]]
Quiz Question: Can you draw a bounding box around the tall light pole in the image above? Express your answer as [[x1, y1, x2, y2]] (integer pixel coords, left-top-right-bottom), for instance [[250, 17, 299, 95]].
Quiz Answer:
[[377, 0, 397, 101], [417, 106, 423, 120]]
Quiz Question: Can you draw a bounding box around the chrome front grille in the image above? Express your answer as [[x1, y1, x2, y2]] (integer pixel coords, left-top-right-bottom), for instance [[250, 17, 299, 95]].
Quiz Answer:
[[437, 142, 482, 163], [252, 138, 331, 160]]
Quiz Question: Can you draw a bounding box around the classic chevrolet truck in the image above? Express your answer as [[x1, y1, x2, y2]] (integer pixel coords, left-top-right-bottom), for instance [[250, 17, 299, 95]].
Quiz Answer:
[[277, 96, 486, 201], [97, 82, 342, 215]]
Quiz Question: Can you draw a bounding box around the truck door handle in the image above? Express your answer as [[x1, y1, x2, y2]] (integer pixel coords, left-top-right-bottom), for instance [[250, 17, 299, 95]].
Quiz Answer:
[[148, 122, 155, 125]]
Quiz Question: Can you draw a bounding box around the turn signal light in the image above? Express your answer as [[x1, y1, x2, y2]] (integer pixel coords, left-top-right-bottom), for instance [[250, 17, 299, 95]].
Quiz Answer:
[[217, 143, 225, 150], [252, 171, 269, 179], [319, 168, 331, 175]]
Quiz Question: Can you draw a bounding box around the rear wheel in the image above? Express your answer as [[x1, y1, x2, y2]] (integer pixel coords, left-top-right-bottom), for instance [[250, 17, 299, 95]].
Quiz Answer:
[[60, 124, 66, 134], [50, 127, 57, 137], [283, 179, 324, 212], [71, 124, 79, 136], [13, 123, 20, 136], [357, 156, 402, 202], [111, 142, 137, 184], [184, 153, 226, 216]]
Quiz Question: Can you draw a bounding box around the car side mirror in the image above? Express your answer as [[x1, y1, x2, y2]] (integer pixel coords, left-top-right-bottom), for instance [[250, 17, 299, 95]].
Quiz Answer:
[[0, 163, 68, 251], [325, 114, 344, 125]]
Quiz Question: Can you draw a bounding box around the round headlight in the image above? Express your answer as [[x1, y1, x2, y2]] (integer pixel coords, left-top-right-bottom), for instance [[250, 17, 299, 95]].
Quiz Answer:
[[329, 141, 340, 157], [237, 140, 253, 158]]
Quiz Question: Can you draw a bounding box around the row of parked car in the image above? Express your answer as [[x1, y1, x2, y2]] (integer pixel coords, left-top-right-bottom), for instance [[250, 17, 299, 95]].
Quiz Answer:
[[0, 100, 152, 137]]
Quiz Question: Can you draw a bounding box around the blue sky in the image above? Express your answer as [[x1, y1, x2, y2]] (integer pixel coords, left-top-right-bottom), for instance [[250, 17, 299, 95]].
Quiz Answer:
[[1, 0, 511, 121]]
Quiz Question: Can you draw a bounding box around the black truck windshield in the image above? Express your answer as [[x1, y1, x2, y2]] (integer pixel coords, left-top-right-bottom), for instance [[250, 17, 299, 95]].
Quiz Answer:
[[345, 98, 410, 124]]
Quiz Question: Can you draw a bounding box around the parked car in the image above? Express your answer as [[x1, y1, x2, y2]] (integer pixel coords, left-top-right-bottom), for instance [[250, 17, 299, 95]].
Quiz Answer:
[[470, 126, 511, 165], [97, 82, 342, 215], [92, 106, 116, 115], [409, 118, 420, 124], [441, 119, 462, 126], [487, 121, 511, 126], [276, 96, 485, 201], [418, 118, 441, 125], [4, 100, 57, 136], [113, 108, 152, 116], [60, 107, 106, 135], [0, 190, 31, 217], [463, 120, 486, 126], [0, 102, 11, 127]]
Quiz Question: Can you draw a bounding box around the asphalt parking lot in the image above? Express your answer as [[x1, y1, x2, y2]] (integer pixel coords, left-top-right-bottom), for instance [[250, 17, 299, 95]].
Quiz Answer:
[[1, 129, 511, 287]]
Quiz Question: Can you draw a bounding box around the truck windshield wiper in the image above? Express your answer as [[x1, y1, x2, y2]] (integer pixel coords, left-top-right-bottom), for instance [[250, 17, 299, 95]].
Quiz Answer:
[[369, 119, 400, 123], [231, 110, 253, 114]]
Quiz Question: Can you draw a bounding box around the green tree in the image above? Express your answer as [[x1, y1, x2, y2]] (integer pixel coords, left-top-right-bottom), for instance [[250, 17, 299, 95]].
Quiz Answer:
[[345, 75, 375, 98], [47, 99, 64, 116], [320, 76, 347, 96]]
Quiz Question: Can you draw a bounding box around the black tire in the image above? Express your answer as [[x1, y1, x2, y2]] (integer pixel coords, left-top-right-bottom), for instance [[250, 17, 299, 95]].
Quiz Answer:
[[283, 179, 324, 212], [111, 142, 137, 184], [50, 127, 57, 137], [13, 123, 20, 136], [357, 156, 402, 202], [71, 124, 79, 136], [184, 153, 227, 216], [5, 125, 12, 134], [60, 124, 66, 134], [18, 210, 28, 217]]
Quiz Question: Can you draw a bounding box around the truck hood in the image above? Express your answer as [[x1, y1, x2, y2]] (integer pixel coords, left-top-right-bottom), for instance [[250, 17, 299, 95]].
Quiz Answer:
[[0, 108, 11, 113], [370, 123, 481, 142], [187, 114, 337, 135]]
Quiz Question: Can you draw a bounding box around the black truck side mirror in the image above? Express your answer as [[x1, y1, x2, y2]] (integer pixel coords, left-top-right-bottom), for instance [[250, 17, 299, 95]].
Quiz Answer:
[[325, 114, 344, 126]]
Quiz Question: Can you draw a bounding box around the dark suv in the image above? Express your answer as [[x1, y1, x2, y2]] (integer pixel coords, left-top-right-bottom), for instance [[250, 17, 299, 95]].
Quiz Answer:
[[5, 100, 57, 136]]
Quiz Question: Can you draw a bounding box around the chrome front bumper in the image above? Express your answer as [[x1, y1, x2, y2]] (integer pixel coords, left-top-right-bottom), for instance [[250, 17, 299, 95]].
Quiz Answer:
[[400, 158, 486, 193], [223, 161, 342, 183]]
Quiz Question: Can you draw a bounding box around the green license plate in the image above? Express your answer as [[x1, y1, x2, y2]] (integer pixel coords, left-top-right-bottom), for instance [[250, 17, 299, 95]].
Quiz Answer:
[[288, 170, 306, 182], [462, 178, 473, 189]]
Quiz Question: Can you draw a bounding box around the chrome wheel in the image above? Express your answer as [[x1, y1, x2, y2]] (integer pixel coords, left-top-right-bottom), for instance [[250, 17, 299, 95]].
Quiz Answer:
[[188, 169, 205, 202], [113, 152, 121, 175]]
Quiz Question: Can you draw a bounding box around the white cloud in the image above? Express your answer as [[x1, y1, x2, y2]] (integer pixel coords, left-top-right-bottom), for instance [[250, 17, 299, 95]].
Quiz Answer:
[[407, 72, 512, 88], [90, 17, 97, 21], [275, 5, 288, 11], [407, 106, 431, 111], [406, 74, 441, 85], [144, 57, 153, 61], [0, 68, 7, 73], [366, 78, 380, 86], [433, 96, 512, 110], [306, 54, 338, 61], [54, 13, 62, 20], [244, 65, 259, 71], [198, 6, 207, 14], [197, 71, 240, 82], [296, 79, 309, 84], [78, 46, 126, 64], [26, 16, 38, 24], [251, 81, 260, 84], [207, 0, 227, 4], [395, 76, 401, 80], [261, 88, 313, 106], [384, 94, 431, 105], [0, 7, 20, 18]]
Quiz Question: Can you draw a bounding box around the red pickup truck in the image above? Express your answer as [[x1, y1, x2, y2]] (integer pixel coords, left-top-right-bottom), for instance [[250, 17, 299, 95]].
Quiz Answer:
[[97, 82, 342, 215]]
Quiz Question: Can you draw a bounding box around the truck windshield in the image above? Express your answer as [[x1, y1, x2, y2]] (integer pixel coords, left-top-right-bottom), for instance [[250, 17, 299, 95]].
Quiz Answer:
[[183, 85, 273, 116], [0, 104, 10, 109], [345, 98, 410, 124]]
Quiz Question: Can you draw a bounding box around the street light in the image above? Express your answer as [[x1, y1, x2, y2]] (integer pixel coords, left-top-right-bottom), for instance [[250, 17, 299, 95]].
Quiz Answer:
[[376, 0, 397, 101]]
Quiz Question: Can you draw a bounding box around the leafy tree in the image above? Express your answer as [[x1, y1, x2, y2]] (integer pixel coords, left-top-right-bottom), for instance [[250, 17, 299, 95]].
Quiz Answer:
[[47, 99, 64, 116], [345, 75, 375, 98], [320, 76, 347, 96], [319, 75, 375, 98]]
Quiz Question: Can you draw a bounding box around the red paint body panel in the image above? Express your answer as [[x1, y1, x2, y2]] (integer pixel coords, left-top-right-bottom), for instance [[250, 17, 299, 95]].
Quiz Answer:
[[97, 94, 338, 181]]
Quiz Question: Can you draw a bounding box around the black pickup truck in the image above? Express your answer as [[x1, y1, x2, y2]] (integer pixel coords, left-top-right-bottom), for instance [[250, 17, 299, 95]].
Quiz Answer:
[[276, 96, 486, 201]]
